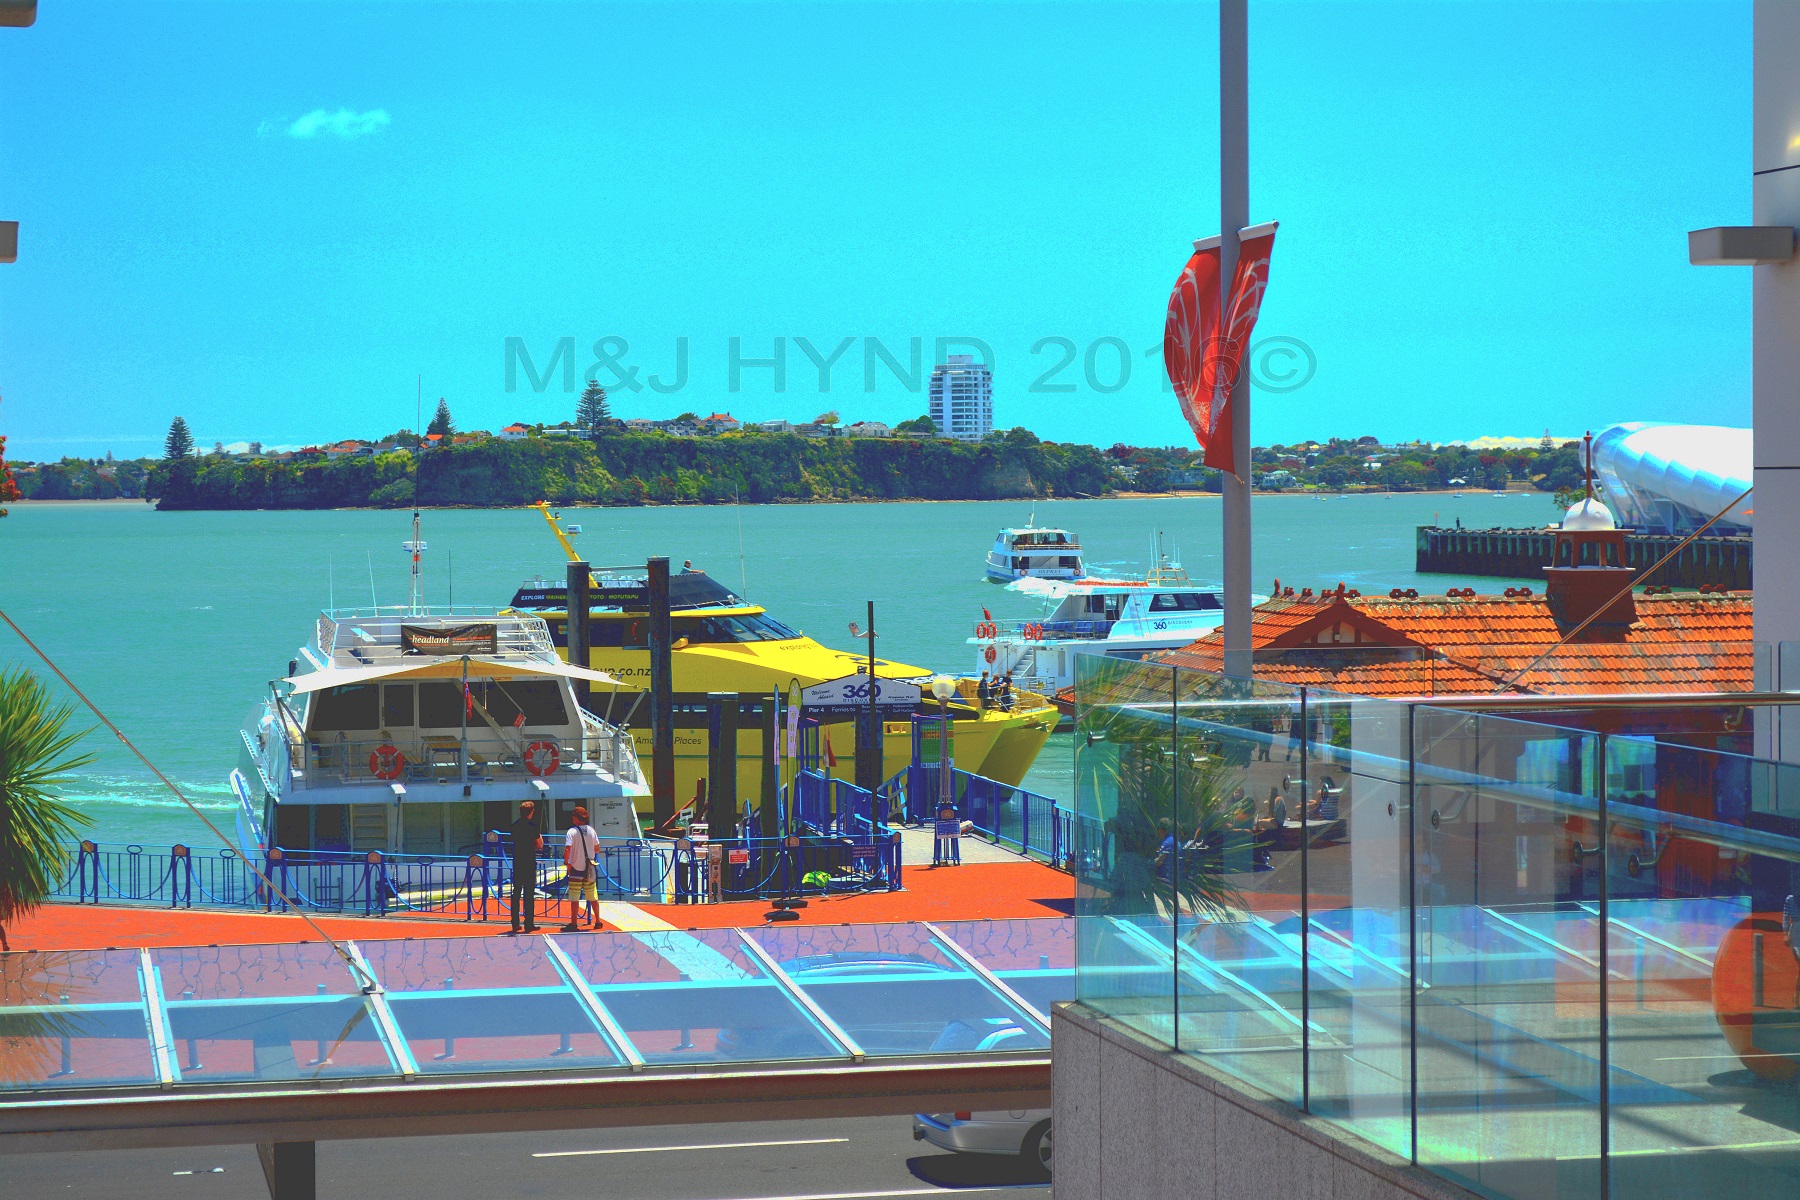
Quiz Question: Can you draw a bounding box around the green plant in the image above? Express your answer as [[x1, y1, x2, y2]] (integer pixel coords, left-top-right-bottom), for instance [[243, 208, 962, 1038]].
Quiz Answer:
[[0, 668, 94, 950]]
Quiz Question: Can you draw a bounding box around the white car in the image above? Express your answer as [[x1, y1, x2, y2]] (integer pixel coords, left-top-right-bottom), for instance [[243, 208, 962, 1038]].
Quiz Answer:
[[914, 1110, 1052, 1175]]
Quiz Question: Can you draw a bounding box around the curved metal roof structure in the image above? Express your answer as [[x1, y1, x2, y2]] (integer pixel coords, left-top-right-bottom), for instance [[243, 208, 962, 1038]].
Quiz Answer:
[[1591, 422, 1752, 535]]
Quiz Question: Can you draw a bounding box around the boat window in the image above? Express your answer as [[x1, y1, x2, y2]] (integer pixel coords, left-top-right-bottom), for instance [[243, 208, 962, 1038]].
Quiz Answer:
[[1150, 593, 1221, 612], [418, 682, 465, 728], [588, 617, 642, 649], [477, 680, 569, 727], [310, 684, 379, 732], [381, 683, 415, 728], [672, 613, 802, 643]]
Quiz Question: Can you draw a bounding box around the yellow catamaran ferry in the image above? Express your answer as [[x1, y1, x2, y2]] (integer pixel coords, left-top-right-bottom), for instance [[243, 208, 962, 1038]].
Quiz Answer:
[[504, 504, 1057, 816]]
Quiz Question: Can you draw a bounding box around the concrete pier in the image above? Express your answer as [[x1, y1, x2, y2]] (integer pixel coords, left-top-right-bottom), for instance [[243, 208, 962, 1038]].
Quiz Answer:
[[1414, 525, 1752, 589]]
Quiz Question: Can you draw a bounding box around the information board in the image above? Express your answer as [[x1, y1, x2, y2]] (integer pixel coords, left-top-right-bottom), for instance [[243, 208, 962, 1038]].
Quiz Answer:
[[800, 675, 921, 718]]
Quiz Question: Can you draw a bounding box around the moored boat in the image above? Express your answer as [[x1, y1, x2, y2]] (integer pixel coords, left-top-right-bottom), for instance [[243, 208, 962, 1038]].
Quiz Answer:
[[971, 543, 1262, 701], [233, 606, 647, 859], [506, 505, 1059, 812]]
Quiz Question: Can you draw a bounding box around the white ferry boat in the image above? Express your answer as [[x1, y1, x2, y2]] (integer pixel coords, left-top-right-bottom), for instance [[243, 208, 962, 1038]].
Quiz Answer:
[[969, 553, 1253, 700], [985, 524, 1083, 582], [232, 605, 648, 859]]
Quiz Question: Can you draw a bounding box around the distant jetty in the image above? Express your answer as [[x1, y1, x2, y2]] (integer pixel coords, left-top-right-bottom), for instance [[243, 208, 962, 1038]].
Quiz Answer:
[[1415, 524, 1752, 589]]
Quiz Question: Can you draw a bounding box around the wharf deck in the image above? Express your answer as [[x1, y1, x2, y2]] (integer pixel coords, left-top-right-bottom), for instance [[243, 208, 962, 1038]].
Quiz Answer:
[[15, 859, 1074, 950]]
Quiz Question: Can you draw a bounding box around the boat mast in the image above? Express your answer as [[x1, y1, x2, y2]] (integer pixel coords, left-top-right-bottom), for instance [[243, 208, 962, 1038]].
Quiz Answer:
[[405, 375, 426, 614]]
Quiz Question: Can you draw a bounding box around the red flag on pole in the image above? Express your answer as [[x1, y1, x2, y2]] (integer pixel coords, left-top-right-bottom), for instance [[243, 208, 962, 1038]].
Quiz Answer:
[[1164, 222, 1277, 477], [1165, 238, 1222, 452]]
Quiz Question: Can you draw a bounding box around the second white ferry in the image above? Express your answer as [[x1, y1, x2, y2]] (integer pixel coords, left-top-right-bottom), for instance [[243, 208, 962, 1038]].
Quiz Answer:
[[970, 551, 1252, 701]]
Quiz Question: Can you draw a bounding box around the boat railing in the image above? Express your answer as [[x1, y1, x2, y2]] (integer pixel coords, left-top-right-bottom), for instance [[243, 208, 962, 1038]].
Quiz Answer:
[[983, 617, 1116, 640], [314, 608, 557, 663], [287, 731, 632, 790]]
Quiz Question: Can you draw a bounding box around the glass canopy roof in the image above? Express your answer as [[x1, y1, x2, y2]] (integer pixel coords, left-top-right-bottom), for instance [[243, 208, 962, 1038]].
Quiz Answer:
[[0, 918, 1073, 1096]]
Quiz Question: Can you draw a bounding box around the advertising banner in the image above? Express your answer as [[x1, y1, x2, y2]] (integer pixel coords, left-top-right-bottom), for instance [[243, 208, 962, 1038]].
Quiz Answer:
[[401, 623, 498, 655]]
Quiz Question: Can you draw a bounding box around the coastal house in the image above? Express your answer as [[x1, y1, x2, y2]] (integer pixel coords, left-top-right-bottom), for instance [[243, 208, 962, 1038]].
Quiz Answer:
[[843, 420, 893, 438], [755, 419, 797, 434], [698, 412, 740, 434], [498, 422, 532, 441], [624, 418, 659, 433], [324, 440, 373, 460]]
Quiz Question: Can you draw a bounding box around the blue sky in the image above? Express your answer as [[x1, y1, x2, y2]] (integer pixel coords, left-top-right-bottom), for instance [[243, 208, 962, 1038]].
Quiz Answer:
[[0, 1, 1752, 459]]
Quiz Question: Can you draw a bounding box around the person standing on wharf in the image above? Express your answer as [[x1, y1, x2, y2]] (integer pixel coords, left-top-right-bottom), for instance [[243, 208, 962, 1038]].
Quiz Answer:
[[509, 800, 544, 933]]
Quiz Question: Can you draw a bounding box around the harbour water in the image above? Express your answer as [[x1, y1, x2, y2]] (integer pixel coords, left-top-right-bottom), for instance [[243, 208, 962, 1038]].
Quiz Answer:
[[0, 492, 1555, 850]]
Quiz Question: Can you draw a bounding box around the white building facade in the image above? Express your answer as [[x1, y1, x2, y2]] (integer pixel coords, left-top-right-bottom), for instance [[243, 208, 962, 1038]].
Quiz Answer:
[[927, 354, 993, 441]]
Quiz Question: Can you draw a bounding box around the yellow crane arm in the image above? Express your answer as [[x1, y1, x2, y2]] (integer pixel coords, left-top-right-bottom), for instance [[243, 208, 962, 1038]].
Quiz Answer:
[[532, 500, 583, 563]]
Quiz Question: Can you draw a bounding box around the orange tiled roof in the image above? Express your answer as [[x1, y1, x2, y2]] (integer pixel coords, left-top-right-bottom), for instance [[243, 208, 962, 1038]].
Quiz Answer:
[[1153, 591, 1753, 697]]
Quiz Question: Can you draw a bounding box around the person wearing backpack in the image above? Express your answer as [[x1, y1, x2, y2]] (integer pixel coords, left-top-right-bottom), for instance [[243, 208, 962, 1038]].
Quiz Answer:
[[563, 807, 601, 932]]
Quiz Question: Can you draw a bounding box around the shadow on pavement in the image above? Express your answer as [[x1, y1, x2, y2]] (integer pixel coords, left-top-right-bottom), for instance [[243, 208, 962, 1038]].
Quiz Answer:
[[908, 1151, 1050, 1188]]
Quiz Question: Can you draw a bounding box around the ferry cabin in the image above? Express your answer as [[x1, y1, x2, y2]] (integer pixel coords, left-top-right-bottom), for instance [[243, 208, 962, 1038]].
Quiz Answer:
[[237, 609, 645, 858], [985, 527, 1083, 582]]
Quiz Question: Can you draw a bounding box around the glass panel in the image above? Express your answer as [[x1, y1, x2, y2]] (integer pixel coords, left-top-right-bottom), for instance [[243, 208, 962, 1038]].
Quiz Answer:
[[557, 928, 842, 1063], [1072, 655, 1176, 1044], [150, 943, 397, 1083], [1412, 708, 1602, 1200], [933, 917, 1074, 1016], [747, 922, 1049, 1055], [0, 949, 156, 1092], [1304, 689, 1414, 1158], [1171, 672, 1304, 1107], [358, 936, 623, 1076], [1604, 738, 1800, 1197]]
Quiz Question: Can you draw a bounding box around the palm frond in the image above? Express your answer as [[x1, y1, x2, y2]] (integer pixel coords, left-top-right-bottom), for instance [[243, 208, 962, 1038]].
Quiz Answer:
[[0, 668, 96, 929]]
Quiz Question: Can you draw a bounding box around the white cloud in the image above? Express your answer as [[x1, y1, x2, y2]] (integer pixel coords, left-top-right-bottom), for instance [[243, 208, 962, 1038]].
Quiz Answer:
[[259, 108, 392, 140]]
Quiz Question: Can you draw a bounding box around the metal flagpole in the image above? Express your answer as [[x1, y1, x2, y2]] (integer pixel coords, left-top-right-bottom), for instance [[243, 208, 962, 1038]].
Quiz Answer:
[[1219, 0, 1252, 679]]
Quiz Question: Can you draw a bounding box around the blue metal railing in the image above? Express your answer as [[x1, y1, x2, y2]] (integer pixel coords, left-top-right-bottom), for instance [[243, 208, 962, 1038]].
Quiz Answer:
[[49, 828, 900, 918], [893, 765, 1098, 871]]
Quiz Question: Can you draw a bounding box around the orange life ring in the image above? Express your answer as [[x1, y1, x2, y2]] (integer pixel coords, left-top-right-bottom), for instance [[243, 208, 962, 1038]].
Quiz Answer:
[[984, 645, 998, 665], [1026, 623, 1043, 641], [369, 744, 405, 780], [525, 741, 562, 776], [976, 621, 996, 638]]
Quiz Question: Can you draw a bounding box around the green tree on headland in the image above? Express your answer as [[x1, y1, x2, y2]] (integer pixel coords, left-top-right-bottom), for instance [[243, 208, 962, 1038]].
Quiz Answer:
[[163, 417, 195, 459], [894, 414, 936, 435], [576, 381, 611, 436], [427, 399, 455, 438], [0, 668, 93, 951]]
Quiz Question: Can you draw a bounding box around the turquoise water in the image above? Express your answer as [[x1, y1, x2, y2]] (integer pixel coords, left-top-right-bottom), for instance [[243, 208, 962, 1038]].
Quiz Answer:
[[0, 493, 1554, 850]]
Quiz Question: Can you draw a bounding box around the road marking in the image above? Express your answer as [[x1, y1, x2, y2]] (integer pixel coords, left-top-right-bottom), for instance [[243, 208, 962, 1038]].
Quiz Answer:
[[534, 1137, 849, 1158]]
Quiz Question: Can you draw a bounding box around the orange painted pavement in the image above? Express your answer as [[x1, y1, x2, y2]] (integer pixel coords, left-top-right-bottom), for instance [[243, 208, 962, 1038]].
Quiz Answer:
[[637, 860, 1074, 929], [8, 860, 1075, 950]]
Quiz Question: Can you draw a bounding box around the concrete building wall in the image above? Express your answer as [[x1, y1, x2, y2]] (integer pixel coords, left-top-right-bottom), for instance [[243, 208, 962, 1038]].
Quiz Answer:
[[1053, 1003, 1484, 1200], [1755, 2, 1800, 692]]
